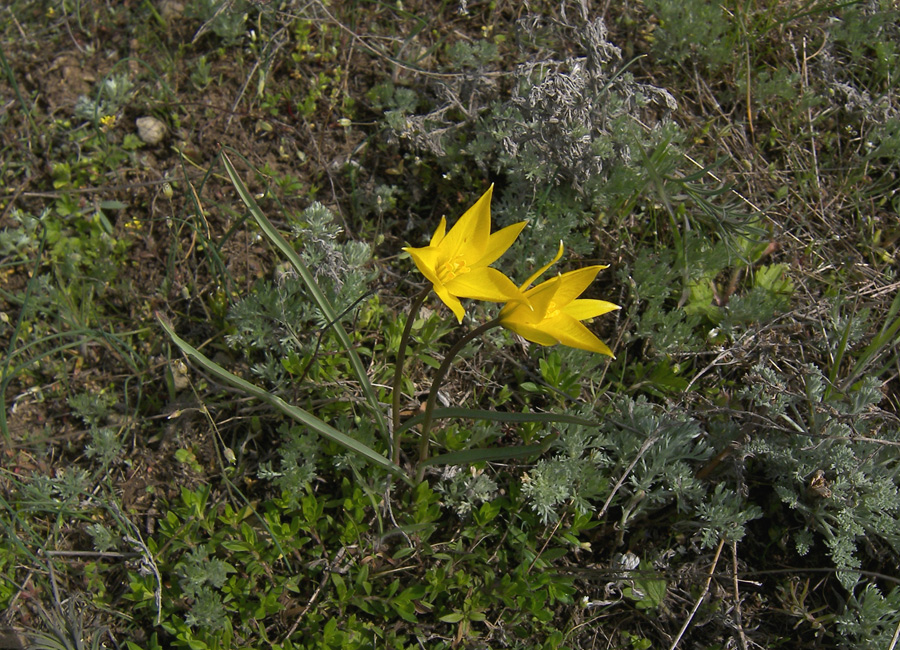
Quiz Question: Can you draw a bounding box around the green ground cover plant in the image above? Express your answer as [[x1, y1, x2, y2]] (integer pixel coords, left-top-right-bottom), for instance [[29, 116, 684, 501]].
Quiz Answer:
[[2, 0, 900, 648]]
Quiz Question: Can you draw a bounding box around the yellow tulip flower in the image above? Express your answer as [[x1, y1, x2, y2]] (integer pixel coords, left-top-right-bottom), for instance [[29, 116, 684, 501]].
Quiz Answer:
[[499, 244, 620, 356], [404, 185, 527, 322]]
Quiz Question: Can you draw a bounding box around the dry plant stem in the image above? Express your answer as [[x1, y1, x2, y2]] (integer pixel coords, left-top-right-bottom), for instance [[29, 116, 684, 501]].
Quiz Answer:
[[669, 538, 726, 650], [45, 550, 140, 559], [528, 514, 565, 574], [732, 541, 749, 650], [415, 318, 501, 483], [282, 547, 347, 642], [597, 434, 658, 519], [391, 287, 430, 465], [888, 617, 900, 650]]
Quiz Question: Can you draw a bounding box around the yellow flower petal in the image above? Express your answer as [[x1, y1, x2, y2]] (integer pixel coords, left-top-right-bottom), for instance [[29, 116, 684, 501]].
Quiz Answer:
[[518, 241, 565, 291], [499, 254, 617, 356], [446, 267, 523, 302], [563, 299, 620, 320], [522, 275, 562, 319], [433, 284, 466, 323], [550, 266, 607, 305], [404, 246, 443, 288], [430, 216, 448, 246], [475, 221, 527, 268], [438, 185, 493, 261], [404, 184, 525, 321], [547, 314, 615, 355], [502, 320, 560, 346]]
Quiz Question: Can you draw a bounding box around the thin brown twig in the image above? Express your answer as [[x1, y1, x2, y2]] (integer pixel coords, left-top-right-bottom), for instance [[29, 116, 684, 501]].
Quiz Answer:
[[282, 547, 346, 641], [528, 513, 566, 574], [745, 29, 753, 138], [888, 617, 900, 650], [732, 541, 750, 650], [4, 569, 34, 621], [6, 9, 29, 40], [596, 434, 658, 520], [311, 0, 502, 80], [44, 550, 140, 559], [669, 538, 726, 650], [801, 36, 822, 215], [226, 32, 288, 129]]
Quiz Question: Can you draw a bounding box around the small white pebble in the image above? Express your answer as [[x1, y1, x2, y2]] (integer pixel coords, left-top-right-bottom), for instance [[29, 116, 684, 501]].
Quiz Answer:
[[136, 116, 167, 145]]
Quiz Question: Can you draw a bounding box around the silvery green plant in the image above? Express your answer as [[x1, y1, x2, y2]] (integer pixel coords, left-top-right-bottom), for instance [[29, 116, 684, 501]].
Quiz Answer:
[[225, 201, 373, 386], [256, 424, 320, 503], [522, 398, 721, 538], [384, 16, 678, 199], [174, 546, 231, 631], [73, 73, 135, 123], [382, 15, 684, 278], [740, 361, 900, 589], [836, 583, 900, 650], [435, 465, 499, 516], [492, 18, 677, 196]]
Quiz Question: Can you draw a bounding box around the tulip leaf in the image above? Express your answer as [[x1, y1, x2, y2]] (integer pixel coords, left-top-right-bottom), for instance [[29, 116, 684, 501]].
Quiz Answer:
[[421, 439, 555, 467], [157, 314, 408, 482], [395, 407, 599, 439], [220, 150, 389, 442]]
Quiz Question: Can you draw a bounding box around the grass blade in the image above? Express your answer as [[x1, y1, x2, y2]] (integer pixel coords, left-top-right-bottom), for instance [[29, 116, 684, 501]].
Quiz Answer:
[[830, 290, 900, 394]]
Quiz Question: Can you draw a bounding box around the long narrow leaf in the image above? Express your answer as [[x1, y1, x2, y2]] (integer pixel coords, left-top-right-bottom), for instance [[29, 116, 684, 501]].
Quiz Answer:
[[395, 407, 599, 438], [850, 291, 900, 376], [158, 315, 408, 481], [220, 151, 390, 440], [421, 439, 556, 467]]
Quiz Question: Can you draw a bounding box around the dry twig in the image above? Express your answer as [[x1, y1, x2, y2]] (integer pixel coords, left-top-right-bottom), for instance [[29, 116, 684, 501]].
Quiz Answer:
[[669, 538, 726, 650]]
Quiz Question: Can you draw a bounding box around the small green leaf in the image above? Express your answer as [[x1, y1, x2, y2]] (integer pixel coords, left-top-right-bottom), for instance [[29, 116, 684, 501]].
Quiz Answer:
[[756, 263, 794, 295]]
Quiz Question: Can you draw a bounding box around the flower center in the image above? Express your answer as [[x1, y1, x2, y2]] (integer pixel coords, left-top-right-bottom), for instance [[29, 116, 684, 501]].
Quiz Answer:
[[437, 256, 469, 283], [544, 301, 560, 320]]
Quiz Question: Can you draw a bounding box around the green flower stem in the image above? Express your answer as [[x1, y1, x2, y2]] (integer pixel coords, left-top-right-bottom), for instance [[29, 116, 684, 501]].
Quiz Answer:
[[391, 287, 430, 466], [415, 317, 501, 483]]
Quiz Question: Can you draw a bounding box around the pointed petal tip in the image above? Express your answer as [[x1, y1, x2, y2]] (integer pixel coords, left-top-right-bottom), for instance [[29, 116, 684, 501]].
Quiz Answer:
[[430, 216, 448, 246], [434, 285, 466, 323], [519, 243, 566, 292]]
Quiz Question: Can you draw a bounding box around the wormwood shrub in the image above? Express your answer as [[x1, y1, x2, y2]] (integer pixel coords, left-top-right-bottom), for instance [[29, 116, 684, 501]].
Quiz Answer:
[[836, 583, 900, 650], [643, 0, 735, 73], [519, 396, 764, 550], [740, 361, 899, 589], [484, 19, 678, 198], [389, 16, 677, 193], [223, 200, 391, 491], [226, 201, 374, 387], [381, 15, 684, 277]]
